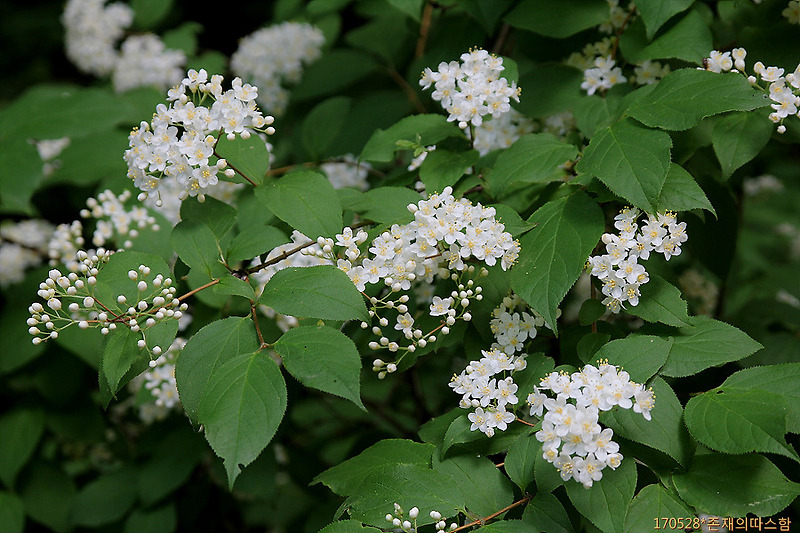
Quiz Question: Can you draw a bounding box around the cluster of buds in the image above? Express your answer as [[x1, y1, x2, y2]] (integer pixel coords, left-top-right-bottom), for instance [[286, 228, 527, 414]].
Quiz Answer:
[[27, 251, 186, 361], [385, 504, 456, 533], [81, 189, 160, 249]]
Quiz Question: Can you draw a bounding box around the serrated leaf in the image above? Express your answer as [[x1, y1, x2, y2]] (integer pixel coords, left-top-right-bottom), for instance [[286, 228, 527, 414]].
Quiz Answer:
[[660, 316, 762, 377], [490, 204, 535, 237], [624, 484, 694, 533], [722, 363, 800, 431], [92, 250, 172, 315], [255, 171, 343, 238], [636, 0, 694, 38], [627, 274, 691, 326], [576, 119, 672, 213], [213, 275, 256, 300], [344, 464, 466, 527], [312, 439, 435, 495], [419, 148, 478, 192], [522, 492, 576, 533], [123, 504, 177, 533], [180, 195, 237, 240], [684, 386, 800, 462], [174, 317, 261, 422], [317, 520, 382, 533], [360, 114, 462, 163], [442, 414, 477, 455], [565, 457, 636, 533], [226, 225, 289, 263], [672, 453, 800, 517], [171, 220, 222, 277], [510, 191, 605, 335], [656, 163, 715, 215], [593, 335, 672, 382], [477, 521, 533, 533], [712, 110, 774, 178], [215, 132, 270, 185], [627, 69, 769, 131], [71, 469, 137, 527], [101, 327, 148, 401], [619, 10, 711, 64], [302, 97, 352, 160], [433, 454, 514, 517], [275, 325, 364, 409], [488, 133, 578, 196], [131, 0, 174, 28], [504, 430, 538, 490], [199, 350, 287, 488], [259, 265, 369, 322], [293, 49, 378, 102], [351, 186, 420, 224], [603, 377, 692, 466], [516, 64, 584, 119], [533, 439, 564, 493], [504, 0, 609, 38], [0, 409, 45, 488], [574, 94, 623, 138]]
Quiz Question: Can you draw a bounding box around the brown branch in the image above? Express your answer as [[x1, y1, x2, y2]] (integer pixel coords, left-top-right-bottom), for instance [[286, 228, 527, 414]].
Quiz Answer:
[[387, 67, 427, 114], [244, 240, 317, 275], [251, 304, 267, 348], [492, 23, 511, 55], [416, 0, 435, 59], [264, 162, 314, 178], [515, 417, 537, 427], [214, 149, 257, 186], [450, 495, 532, 532], [177, 278, 220, 302]]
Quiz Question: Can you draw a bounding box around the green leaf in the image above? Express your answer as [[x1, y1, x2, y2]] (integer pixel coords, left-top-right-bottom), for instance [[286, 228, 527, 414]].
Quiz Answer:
[[344, 12, 411, 62], [259, 265, 369, 322], [506, 353, 555, 405], [351, 186, 420, 224], [360, 114, 462, 163], [71, 469, 137, 527], [0, 492, 24, 533], [603, 377, 692, 466], [386, 0, 422, 20], [275, 325, 364, 409], [627, 69, 769, 131], [171, 220, 222, 277], [627, 275, 691, 326], [226, 225, 289, 263], [137, 427, 206, 506], [48, 129, 129, 186], [504, 430, 538, 490], [442, 414, 478, 455], [722, 363, 800, 432], [593, 335, 672, 382], [476, 521, 534, 532], [636, 0, 694, 38], [660, 316, 763, 378], [579, 298, 607, 326], [672, 453, 800, 517], [619, 10, 712, 64], [317, 520, 382, 533], [0, 409, 44, 488], [565, 456, 637, 533], [92, 250, 172, 316], [312, 439, 435, 496], [293, 49, 378, 102], [510, 191, 605, 334], [343, 463, 466, 527], [180, 195, 237, 240], [255, 171, 343, 238], [174, 317, 261, 422], [162, 22, 201, 55], [419, 149, 478, 192], [574, 94, 624, 138], [199, 350, 287, 488], [215, 132, 270, 186], [488, 133, 578, 196], [124, 504, 177, 533], [516, 64, 584, 119], [0, 137, 43, 214], [576, 119, 672, 213], [491, 204, 535, 237], [712, 110, 774, 178], [624, 484, 694, 533], [101, 327, 149, 402], [522, 492, 576, 533], [504, 0, 609, 37], [131, 0, 174, 28], [19, 462, 76, 533], [534, 441, 564, 493], [302, 97, 352, 160], [433, 454, 514, 517], [656, 163, 715, 215], [213, 275, 256, 300], [684, 386, 800, 462]]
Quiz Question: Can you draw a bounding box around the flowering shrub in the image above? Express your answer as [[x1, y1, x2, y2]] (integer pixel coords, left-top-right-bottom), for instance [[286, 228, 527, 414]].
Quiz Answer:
[[1, 1, 799, 533]]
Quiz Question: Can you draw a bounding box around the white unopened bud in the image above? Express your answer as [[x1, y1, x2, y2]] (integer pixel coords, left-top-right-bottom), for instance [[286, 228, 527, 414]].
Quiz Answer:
[[138, 339, 146, 348], [409, 507, 419, 519]]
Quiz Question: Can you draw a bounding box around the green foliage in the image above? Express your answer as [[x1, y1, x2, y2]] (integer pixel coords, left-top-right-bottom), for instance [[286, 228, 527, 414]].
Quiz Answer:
[[488, 133, 579, 196], [256, 171, 343, 238]]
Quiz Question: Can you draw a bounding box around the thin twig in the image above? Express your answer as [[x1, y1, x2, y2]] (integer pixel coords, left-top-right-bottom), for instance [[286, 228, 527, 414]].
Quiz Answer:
[[387, 67, 427, 114], [244, 240, 317, 275], [214, 150, 257, 186], [177, 278, 220, 302], [450, 495, 532, 532], [416, 0, 435, 59], [515, 417, 536, 427]]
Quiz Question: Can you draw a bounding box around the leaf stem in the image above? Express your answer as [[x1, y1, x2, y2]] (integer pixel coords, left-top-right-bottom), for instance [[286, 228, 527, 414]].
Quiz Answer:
[[245, 240, 317, 275]]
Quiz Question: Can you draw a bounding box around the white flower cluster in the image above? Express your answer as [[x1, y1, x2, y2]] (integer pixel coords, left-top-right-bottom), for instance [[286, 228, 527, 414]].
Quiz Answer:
[[407, 145, 436, 172], [140, 176, 245, 226], [0, 220, 56, 288], [743, 174, 784, 197], [581, 57, 627, 96], [678, 269, 718, 316], [48, 221, 85, 271], [62, 0, 133, 77], [319, 154, 371, 190], [62, 0, 185, 92], [633, 60, 671, 85], [142, 337, 184, 409], [473, 108, 536, 156], [111, 34, 186, 94], [33, 137, 71, 178], [784, 0, 800, 24], [489, 294, 551, 355], [450, 348, 526, 437], [27, 252, 187, 355], [81, 189, 160, 249], [587, 208, 687, 313], [125, 69, 275, 202], [385, 503, 456, 533], [703, 47, 800, 133], [230, 22, 325, 115], [420, 48, 521, 129], [529, 361, 654, 488]]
